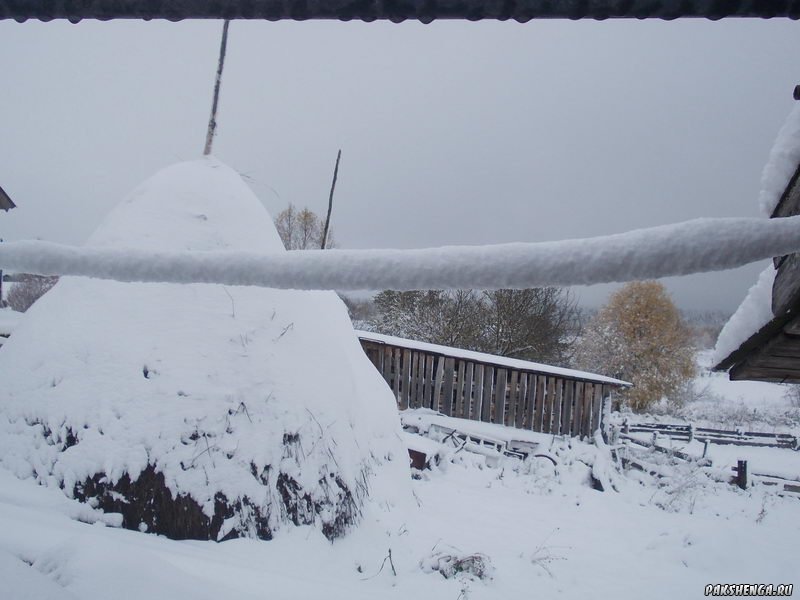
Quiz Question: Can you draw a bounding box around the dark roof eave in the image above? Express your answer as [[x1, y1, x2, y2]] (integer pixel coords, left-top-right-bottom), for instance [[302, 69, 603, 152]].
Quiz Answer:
[[712, 312, 791, 372], [2, 0, 800, 22]]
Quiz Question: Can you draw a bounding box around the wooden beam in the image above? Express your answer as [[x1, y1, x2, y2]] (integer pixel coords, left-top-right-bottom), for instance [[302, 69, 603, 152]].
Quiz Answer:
[[581, 383, 594, 438], [455, 360, 467, 418], [481, 366, 494, 422], [400, 348, 411, 410], [542, 377, 553, 434], [572, 381, 584, 438], [507, 370, 519, 427], [560, 379, 574, 436], [591, 383, 603, 436], [473, 363, 484, 421], [533, 375, 546, 432], [494, 369, 507, 424], [514, 373, 528, 429], [392, 348, 401, 402], [442, 357, 455, 416]]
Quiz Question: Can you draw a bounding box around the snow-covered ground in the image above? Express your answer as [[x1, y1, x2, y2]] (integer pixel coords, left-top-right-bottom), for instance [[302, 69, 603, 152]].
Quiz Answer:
[[2, 414, 798, 600], [2, 342, 798, 598]]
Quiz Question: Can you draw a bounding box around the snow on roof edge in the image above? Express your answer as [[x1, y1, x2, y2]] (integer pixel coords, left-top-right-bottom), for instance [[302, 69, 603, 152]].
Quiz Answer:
[[355, 330, 631, 387], [759, 103, 800, 217], [711, 264, 776, 369]]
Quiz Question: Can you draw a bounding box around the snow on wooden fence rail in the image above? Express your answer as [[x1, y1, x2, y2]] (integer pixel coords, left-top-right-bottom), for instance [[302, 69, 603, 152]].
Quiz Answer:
[[2, 216, 800, 291], [623, 421, 799, 450], [357, 331, 629, 439]]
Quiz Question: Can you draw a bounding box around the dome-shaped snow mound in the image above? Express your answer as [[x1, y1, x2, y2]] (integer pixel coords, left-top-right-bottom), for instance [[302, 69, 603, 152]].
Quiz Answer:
[[0, 158, 408, 541]]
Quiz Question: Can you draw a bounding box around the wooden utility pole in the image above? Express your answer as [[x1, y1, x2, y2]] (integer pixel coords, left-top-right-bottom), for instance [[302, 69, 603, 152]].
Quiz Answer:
[[321, 149, 341, 249], [203, 20, 231, 156]]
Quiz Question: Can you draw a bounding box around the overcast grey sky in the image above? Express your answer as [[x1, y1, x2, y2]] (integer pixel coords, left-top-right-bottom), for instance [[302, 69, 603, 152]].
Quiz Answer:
[[1, 18, 798, 311]]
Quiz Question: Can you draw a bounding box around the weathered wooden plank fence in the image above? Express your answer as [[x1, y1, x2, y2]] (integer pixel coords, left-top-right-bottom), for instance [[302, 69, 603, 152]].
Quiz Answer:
[[357, 331, 630, 440]]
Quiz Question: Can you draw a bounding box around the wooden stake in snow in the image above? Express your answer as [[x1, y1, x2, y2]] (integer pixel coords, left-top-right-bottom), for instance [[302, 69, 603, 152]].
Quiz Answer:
[[321, 149, 341, 249], [203, 20, 231, 156]]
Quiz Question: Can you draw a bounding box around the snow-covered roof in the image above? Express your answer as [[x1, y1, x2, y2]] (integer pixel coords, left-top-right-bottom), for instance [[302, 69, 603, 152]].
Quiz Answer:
[[711, 265, 775, 368], [759, 104, 800, 217], [355, 330, 631, 387], [714, 103, 800, 373]]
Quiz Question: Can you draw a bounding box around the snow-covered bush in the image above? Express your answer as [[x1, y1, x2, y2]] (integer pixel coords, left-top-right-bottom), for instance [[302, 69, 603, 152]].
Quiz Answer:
[[0, 158, 408, 541], [420, 547, 494, 581]]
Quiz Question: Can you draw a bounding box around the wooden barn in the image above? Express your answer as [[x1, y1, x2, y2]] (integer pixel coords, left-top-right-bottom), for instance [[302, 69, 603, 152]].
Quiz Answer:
[[357, 330, 630, 439]]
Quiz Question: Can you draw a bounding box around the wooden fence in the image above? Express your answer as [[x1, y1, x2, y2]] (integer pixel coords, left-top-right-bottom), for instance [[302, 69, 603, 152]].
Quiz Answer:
[[359, 333, 627, 439], [623, 421, 799, 450]]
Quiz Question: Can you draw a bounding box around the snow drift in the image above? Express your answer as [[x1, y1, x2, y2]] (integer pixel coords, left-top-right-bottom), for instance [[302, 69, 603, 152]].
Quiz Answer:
[[0, 158, 408, 541]]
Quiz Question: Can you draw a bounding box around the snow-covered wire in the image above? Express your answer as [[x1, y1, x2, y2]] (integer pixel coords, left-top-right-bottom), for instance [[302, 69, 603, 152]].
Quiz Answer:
[[1, 216, 799, 291]]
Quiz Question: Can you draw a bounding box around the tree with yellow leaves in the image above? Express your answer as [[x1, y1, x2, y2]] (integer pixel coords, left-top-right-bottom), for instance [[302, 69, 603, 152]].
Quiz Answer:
[[576, 281, 695, 412]]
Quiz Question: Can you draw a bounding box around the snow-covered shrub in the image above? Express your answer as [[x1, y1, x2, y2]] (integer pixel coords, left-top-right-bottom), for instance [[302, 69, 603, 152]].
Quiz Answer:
[[0, 158, 409, 542], [420, 548, 494, 581], [784, 385, 800, 409]]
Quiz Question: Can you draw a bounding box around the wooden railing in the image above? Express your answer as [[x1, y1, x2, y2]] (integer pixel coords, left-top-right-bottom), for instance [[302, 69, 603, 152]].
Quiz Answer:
[[359, 333, 626, 439]]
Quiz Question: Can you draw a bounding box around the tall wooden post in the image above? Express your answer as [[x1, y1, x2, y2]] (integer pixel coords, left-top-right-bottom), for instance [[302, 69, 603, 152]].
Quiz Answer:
[[204, 20, 231, 156]]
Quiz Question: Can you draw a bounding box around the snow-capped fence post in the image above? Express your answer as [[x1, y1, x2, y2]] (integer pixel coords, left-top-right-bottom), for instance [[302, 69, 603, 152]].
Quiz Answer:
[[736, 460, 749, 489]]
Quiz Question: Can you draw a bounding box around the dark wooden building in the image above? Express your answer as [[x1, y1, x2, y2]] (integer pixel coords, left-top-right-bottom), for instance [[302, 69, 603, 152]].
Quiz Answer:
[[715, 103, 800, 382], [358, 330, 630, 439]]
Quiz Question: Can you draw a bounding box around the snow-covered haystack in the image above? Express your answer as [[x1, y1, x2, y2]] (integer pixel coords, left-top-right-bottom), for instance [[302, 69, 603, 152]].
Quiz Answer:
[[0, 158, 408, 541]]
